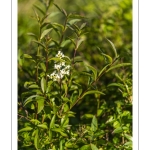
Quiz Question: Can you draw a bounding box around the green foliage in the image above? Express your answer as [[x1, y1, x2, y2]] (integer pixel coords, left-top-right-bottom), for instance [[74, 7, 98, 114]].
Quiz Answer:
[[18, 0, 132, 149]]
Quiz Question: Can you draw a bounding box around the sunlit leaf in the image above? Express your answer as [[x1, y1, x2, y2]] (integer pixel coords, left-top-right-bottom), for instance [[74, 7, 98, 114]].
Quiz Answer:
[[91, 143, 99, 150], [91, 116, 98, 132], [18, 126, 33, 133], [37, 99, 44, 114], [40, 28, 53, 40]]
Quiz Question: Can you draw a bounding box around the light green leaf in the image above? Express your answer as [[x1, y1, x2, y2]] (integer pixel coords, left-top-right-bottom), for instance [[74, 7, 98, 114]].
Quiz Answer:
[[37, 99, 44, 114], [23, 54, 32, 59], [61, 39, 71, 47], [76, 38, 84, 50], [106, 63, 132, 72], [81, 114, 93, 119], [40, 28, 53, 40], [91, 143, 99, 150], [91, 116, 98, 132], [106, 38, 118, 58], [40, 62, 46, 72], [37, 123, 48, 129], [80, 145, 91, 150], [81, 90, 105, 99], [68, 19, 81, 25], [28, 84, 39, 89], [80, 22, 87, 30], [41, 77, 46, 93], [50, 114, 56, 129], [124, 134, 132, 141], [112, 127, 123, 134], [18, 126, 33, 133], [34, 129, 39, 150]]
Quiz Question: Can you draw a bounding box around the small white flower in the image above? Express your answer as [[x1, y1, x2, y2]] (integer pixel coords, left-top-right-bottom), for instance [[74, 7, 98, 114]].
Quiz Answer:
[[56, 51, 64, 58]]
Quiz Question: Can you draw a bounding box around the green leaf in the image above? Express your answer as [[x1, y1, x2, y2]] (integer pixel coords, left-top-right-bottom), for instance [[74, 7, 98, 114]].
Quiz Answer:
[[37, 99, 44, 114], [112, 127, 123, 134], [101, 53, 113, 64], [27, 32, 38, 39], [76, 38, 84, 50], [18, 126, 33, 133], [32, 40, 46, 48], [33, 4, 45, 15], [86, 64, 97, 81], [41, 77, 46, 93], [106, 63, 132, 72], [106, 38, 118, 58], [107, 83, 124, 89], [81, 114, 93, 119], [91, 116, 98, 132], [68, 19, 81, 25], [40, 62, 46, 72], [51, 128, 68, 137], [81, 90, 105, 99], [91, 143, 99, 150], [34, 129, 39, 150], [124, 134, 132, 141], [97, 109, 103, 117], [98, 64, 111, 76], [37, 123, 48, 129], [28, 84, 39, 89], [50, 114, 56, 129], [40, 28, 53, 40], [80, 145, 91, 150], [53, 3, 67, 16], [69, 14, 86, 19], [23, 54, 32, 59], [61, 39, 71, 47], [80, 22, 87, 30], [23, 95, 44, 106]]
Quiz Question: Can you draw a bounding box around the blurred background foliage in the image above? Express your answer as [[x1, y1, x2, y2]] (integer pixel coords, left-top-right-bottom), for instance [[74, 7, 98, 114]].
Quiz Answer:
[[18, 0, 132, 131]]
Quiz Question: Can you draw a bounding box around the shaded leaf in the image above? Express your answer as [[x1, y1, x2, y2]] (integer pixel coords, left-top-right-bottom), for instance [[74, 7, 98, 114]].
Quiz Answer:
[[86, 64, 97, 81]]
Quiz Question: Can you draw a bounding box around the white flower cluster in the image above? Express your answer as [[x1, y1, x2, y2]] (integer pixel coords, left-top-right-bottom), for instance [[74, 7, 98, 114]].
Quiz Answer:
[[47, 51, 70, 81]]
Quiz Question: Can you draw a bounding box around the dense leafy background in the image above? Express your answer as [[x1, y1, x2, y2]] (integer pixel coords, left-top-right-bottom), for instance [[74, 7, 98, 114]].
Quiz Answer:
[[18, 0, 132, 149]]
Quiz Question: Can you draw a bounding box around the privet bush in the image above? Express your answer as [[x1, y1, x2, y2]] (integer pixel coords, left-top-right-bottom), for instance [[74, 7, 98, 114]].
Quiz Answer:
[[18, 0, 132, 149]]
